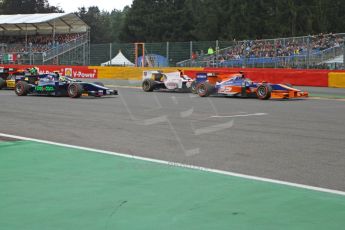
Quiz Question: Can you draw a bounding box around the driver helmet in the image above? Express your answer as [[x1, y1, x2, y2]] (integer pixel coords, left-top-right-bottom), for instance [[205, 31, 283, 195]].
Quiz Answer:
[[59, 75, 67, 82], [53, 71, 60, 78], [239, 71, 245, 78], [29, 67, 38, 76], [178, 69, 183, 77], [178, 69, 187, 80]]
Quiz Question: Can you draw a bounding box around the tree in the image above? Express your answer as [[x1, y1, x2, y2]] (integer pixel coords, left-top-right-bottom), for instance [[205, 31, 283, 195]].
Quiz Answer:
[[3, 0, 340, 43], [118, 0, 343, 42], [0, 0, 63, 14], [76, 6, 112, 43], [109, 7, 129, 42], [120, 0, 196, 42]]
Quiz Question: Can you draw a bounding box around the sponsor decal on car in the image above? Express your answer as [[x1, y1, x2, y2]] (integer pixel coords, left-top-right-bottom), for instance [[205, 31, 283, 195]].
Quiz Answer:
[[166, 82, 178, 89], [219, 86, 232, 93], [35, 85, 55, 91]]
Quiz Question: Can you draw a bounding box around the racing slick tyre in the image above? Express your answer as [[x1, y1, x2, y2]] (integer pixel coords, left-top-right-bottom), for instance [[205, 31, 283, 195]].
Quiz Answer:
[[190, 81, 198, 94], [94, 82, 105, 87], [256, 84, 272, 100], [197, 82, 214, 97], [142, 79, 156, 92], [15, 81, 30, 96], [67, 83, 83, 98], [0, 78, 5, 89]]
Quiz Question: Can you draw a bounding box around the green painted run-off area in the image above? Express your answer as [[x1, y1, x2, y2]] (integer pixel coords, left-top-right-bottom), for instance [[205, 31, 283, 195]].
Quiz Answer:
[[1, 141, 344, 230]]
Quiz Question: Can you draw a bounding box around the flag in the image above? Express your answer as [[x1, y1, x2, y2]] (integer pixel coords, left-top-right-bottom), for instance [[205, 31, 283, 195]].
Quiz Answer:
[[3, 53, 17, 62]]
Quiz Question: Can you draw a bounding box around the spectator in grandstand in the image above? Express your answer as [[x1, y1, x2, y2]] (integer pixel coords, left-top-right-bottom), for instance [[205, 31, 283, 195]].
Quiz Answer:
[[0, 33, 86, 53], [207, 47, 214, 55], [191, 51, 197, 60], [216, 32, 344, 61]]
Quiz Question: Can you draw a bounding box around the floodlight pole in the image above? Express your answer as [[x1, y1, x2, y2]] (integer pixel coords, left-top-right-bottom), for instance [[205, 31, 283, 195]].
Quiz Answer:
[[307, 35, 311, 69], [83, 43, 86, 66], [0, 43, 6, 64], [25, 24, 28, 52], [166, 42, 169, 66], [53, 19, 56, 45], [190, 41, 193, 59], [29, 43, 32, 65]]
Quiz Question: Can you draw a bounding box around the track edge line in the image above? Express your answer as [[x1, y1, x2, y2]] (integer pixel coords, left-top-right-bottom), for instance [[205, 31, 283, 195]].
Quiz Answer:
[[1, 132, 344, 196]]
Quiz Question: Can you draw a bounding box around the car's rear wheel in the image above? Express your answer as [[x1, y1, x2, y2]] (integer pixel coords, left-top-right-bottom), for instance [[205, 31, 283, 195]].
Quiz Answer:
[[67, 83, 83, 98], [142, 79, 155, 92], [256, 84, 272, 100], [190, 81, 197, 94], [197, 82, 214, 97], [15, 81, 30, 96], [0, 78, 6, 89]]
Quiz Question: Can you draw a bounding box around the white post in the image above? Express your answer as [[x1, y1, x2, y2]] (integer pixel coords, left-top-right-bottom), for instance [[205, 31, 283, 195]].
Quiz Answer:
[[109, 43, 112, 65], [166, 41, 169, 66], [190, 41, 193, 59], [53, 19, 56, 45]]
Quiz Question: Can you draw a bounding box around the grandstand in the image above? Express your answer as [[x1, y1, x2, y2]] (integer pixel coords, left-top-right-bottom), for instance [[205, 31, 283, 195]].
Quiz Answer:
[[176, 33, 345, 69], [0, 13, 90, 65]]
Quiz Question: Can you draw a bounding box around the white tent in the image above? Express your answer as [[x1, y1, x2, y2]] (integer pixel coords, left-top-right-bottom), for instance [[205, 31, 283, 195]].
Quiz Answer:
[[101, 50, 135, 66]]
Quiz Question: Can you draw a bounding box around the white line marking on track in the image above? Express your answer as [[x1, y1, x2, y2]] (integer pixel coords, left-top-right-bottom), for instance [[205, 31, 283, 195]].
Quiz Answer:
[[105, 85, 141, 89], [308, 97, 345, 102], [210, 113, 268, 118], [1, 132, 344, 196]]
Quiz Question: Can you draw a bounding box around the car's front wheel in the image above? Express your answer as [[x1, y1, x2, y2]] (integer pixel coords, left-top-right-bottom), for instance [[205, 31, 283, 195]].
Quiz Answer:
[[256, 84, 272, 100], [67, 83, 83, 98]]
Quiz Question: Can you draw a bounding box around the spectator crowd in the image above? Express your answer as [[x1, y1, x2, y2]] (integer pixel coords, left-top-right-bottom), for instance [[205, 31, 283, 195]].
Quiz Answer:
[[191, 33, 344, 64], [0, 33, 86, 53]]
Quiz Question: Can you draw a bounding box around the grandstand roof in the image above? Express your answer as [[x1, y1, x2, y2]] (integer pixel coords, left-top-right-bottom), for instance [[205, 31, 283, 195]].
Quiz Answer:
[[0, 13, 89, 35]]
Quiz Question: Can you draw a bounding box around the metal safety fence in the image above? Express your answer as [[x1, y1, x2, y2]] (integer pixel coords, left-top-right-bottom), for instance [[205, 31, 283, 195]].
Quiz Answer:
[[89, 41, 225, 67]]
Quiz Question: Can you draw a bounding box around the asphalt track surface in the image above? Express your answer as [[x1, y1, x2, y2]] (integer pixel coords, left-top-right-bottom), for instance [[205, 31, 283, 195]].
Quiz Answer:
[[1, 84, 345, 191]]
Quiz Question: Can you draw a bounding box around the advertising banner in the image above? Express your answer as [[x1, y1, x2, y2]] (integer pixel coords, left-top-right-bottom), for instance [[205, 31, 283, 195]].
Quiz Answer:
[[0, 65, 98, 79]]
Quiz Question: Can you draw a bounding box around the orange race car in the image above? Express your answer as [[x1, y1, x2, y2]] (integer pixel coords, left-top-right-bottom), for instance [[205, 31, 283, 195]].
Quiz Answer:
[[194, 72, 309, 100]]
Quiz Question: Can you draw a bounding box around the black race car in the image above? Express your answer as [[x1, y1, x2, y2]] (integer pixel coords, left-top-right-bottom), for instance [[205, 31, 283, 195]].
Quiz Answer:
[[15, 73, 118, 98]]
